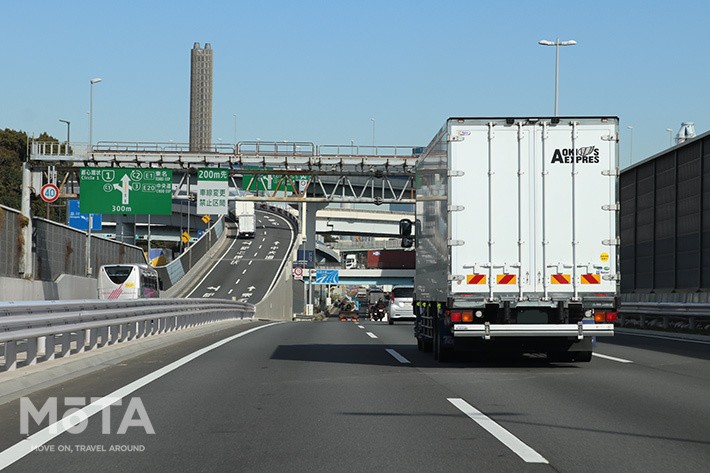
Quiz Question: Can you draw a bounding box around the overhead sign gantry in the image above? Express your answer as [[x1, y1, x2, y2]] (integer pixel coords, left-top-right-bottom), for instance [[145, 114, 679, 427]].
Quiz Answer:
[[30, 140, 420, 204]]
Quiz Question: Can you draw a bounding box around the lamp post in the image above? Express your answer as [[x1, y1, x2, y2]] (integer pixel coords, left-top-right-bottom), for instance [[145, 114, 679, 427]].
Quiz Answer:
[[666, 128, 674, 147], [538, 38, 577, 116], [370, 117, 375, 149], [59, 119, 70, 148], [627, 125, 633, 166], [233, 114, 237, 147], [89, 78, 102, 149]]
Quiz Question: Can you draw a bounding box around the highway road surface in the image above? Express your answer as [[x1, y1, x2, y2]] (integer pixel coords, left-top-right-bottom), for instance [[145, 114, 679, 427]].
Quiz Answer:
[[184, 209, 296, 302], [0, 318, 707, 472]]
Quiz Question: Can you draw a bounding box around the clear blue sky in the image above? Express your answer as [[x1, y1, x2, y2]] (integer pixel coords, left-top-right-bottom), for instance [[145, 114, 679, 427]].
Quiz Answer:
[[2, 0, 708, 167]]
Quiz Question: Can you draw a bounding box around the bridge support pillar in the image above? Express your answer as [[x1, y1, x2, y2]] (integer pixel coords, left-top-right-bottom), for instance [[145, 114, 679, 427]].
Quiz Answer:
[[20, 163, 33, 279], [300, 202, 328, 307], [115, 214, 136, 245]]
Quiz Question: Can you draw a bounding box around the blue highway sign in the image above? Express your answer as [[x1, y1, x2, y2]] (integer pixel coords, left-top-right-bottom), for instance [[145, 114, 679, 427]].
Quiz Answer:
[[315, 269, 339, 284]]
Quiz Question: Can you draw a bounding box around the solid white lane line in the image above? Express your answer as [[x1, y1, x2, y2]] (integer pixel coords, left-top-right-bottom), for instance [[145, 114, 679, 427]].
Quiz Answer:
[[366, 332, 378, 339], [448, 398, 548, 464], [593, 353, 634, 363], [0, 323, 283, 471], [185, 237, 239, 298], [261, 211, 297, 296], [385, 348, 410, 364]]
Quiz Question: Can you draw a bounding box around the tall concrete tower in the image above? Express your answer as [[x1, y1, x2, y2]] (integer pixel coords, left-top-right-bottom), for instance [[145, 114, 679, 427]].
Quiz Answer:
[[189, 42, 213, 152]]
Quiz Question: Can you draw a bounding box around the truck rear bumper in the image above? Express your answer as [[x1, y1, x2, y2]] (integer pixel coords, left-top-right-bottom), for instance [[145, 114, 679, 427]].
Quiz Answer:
[[453, 323, 614, 339]]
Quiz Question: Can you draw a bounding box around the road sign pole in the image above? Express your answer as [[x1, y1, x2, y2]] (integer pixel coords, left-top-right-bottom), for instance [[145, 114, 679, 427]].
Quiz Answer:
[[186, 178, 191, 249], [86, 213, 93, 276], [147, 214, 151, 262], [303, 274, 307, 314], [309, 268, 313, 307]]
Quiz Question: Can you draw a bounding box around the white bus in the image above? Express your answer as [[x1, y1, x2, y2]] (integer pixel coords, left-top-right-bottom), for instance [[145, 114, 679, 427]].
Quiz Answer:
[[98, 264, 161, 300]]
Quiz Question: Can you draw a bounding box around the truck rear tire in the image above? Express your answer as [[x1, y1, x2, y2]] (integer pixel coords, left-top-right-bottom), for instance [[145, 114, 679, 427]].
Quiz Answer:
[[547, 350, 574, 362], [573, 351, 593, 362], [418, 337, 433, 352]]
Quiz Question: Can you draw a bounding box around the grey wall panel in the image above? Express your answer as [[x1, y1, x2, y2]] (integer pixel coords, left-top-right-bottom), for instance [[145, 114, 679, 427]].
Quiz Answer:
[[620, 130, 710, 300], [0, 206, 22, 278]]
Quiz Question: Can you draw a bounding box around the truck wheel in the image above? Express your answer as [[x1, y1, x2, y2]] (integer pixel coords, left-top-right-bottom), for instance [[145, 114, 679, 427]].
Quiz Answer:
[[574, 351, 593, 362], [547, 351, 574, 362], [418, 336, 432, 352]]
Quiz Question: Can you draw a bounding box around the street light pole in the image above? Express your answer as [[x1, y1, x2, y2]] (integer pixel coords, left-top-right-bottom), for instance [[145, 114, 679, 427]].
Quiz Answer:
[[59, 119, 70, 148], [233, 114, 237, 147], [538, 38, 577, 116], [89, 78, 102, 149], [59, 118, 71, 147], [666, 128, 674, 147], [627, 125, 633, 166], [371, 118, 376, 148]]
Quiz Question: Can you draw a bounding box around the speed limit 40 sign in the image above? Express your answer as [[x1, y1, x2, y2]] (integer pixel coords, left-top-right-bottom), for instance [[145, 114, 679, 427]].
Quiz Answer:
[[40, 183, 60, 203]]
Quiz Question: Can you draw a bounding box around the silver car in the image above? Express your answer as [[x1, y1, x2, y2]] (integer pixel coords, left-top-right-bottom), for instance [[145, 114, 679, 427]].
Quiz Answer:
[[388, 285, 414, 324]]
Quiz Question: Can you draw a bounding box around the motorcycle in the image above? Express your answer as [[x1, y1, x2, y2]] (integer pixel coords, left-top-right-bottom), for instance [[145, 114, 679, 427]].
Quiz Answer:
[[370, 303, 387, 321]]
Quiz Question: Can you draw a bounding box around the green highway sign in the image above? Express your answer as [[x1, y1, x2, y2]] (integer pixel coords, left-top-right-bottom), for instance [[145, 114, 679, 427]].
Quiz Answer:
[[79, 168, 173, 215], [243, 174, 310, 192]]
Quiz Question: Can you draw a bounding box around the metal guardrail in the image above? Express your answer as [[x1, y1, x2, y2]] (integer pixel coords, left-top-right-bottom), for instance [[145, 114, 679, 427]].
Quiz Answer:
[[0, 299, 255, 372], [619, 302, 710, 331]]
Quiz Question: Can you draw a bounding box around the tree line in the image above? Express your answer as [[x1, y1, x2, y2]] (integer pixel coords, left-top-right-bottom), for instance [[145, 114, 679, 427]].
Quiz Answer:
[[0, 128, 65, 221]]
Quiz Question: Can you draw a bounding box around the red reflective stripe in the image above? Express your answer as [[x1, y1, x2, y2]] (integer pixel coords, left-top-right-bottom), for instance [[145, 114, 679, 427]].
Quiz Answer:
[[581, 274, 601, 284], [467, 274, 486, 284], [551, 274, 570, 284], [497, 274, 516, 285]]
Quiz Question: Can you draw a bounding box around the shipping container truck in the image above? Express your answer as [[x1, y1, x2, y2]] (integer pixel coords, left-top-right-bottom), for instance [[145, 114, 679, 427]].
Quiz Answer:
[[366, 249, 416, 269], [406, 117, 618, 362], [230, 201, 256, 239]]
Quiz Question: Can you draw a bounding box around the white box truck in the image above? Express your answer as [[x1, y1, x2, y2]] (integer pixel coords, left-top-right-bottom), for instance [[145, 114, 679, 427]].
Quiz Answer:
[[230, 201, 256, 239], [406, 117, 618, 362]]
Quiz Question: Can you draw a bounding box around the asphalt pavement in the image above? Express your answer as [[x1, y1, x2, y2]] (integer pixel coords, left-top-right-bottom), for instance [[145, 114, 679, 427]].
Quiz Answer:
[[184, 209, 296, 302], [0, 317, 707, 472]]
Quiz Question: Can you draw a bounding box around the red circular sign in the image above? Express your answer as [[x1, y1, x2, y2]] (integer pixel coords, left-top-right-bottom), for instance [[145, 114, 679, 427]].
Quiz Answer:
[[40, 183, 60, 203], [293, 266, 303, 277]]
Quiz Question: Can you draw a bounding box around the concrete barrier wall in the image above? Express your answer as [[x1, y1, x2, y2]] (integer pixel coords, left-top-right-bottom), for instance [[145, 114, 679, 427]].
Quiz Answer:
[[255, 259, 294, 320], [155, 217, 226, 292], [0, 275, 96, 301]]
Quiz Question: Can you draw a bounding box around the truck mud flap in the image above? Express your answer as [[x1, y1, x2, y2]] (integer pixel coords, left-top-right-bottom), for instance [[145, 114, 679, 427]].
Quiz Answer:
[[434, 318, 455, 362]]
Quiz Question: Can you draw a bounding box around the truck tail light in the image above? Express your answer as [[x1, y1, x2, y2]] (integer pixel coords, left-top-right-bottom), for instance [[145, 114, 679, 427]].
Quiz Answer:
[[450, 311, 462, 323], [593, 310, 618, 323]]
